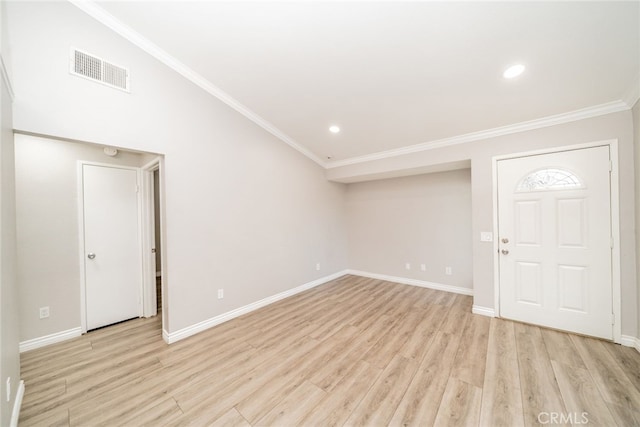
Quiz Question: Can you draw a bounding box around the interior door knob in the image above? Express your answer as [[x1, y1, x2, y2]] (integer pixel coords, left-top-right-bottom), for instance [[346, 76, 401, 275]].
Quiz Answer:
[[87, 253, 96, 260], [501, 249, 509, 255], [502, 238, 509, 244]]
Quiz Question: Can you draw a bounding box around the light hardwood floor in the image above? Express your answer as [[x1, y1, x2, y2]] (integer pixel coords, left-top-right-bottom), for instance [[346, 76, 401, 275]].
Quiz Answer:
[[19, 275, 640, 426]]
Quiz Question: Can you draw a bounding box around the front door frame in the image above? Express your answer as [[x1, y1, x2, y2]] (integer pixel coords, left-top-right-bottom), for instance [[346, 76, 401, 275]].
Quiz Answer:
[[491, 139, 621, 343]]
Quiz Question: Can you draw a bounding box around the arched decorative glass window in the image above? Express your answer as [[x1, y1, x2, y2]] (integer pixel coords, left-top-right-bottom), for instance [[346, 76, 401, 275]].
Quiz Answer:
[[517, 168, 583, 192]]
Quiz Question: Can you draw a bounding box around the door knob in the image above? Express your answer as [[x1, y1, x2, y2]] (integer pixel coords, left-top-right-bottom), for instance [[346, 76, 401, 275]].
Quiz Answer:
[[502, 238, 509, 244], [87, 253, 96, 260], [501, 249, 509, 255]]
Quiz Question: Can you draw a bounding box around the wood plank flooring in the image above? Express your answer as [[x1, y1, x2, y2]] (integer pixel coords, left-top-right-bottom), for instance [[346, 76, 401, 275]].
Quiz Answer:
[[19, 275, 640, 426]]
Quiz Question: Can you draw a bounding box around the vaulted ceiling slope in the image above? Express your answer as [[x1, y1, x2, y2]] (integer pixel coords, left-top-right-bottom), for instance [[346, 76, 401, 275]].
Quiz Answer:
[[80, 1, 639, 167]]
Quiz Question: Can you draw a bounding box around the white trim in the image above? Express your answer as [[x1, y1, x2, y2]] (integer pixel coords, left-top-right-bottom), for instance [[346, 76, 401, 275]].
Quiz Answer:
[[491, 139, 622, 344], [609, 141, 622, 343], [77, 161, 87, 333], [326, 101, 628, 169], [77, 161, 144, 333], [347, 270, 473, 296], [619, 335, 640, 351], [141, 157, 162, 319], [0, 54, 15, 101], [622, 75, 640, 109], [164, 270, 349, 344], [9, 380, 24, 427], [69, 1, 325, 168], [19, 327, 82, 353], [472, 305, 495, 317], [492, 154, 501, 318]]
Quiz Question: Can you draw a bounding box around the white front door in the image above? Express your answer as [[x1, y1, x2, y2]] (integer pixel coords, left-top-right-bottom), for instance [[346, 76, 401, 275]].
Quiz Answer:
[[497, 146, 612, 339], [82, 164, 142, 330]]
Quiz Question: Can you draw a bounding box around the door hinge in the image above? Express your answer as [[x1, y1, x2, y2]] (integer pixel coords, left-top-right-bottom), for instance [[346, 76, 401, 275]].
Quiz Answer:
[[611, 313, 615, 325], [609, 160, 613, 172], [610, 237, 614, 249], [136, 184, 140, 193]]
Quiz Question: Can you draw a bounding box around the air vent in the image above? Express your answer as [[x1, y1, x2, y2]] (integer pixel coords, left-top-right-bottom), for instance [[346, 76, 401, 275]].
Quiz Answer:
[[70, 48, 130, 92]]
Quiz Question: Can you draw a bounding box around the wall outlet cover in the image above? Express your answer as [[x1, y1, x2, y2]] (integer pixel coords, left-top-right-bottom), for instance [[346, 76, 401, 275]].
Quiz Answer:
[[39, 306, 50, 319]]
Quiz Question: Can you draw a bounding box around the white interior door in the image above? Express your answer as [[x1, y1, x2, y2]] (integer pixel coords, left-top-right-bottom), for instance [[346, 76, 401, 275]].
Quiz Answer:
[[497, 146, 612, 339], [83, 164, 142, 330]]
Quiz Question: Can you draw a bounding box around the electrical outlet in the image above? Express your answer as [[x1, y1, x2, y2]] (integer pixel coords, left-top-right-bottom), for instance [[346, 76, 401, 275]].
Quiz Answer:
[[405, 262, 411, 270], [420, 264, 426, 271], [6, 377, 10, 402], [217, 289, 224, 299], [445, 267, 452, 275], [39, 306, 50, 319], [316, 263, 321, 271]]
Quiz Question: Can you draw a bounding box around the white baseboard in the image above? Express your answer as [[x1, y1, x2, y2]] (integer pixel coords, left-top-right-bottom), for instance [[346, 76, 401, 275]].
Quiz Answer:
[[9, 380, 24, 427], [164, 270, 349, 344], [620, 335, 640, 353], [348, 270, 473, 296], [19, 327, 82, 353], [472, 305, 496, 317]]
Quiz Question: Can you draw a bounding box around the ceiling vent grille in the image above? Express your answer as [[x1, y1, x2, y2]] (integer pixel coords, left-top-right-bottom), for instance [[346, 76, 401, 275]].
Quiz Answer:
[[70, 48, 130, 92]]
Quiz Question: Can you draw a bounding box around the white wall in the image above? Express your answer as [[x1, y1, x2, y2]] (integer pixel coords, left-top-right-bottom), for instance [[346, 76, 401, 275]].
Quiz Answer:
[[0, 0, 20, 424], [347, 169, 472, 289], [329, 110, 637, 337], [14, 134, 149, 341], [7, 1, 348, 336]]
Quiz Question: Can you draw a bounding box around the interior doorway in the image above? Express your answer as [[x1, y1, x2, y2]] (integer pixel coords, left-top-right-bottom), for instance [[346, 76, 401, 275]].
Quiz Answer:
[[80, 162, 142, 331], [154, 169, 162, 314], [141, 157, 165, 325]]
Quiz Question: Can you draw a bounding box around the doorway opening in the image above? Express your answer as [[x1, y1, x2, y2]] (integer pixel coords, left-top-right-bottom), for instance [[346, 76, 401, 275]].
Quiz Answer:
[[141, 157, 165, 329], [155, 169, 162, 314], [78, 153, 166, 335]]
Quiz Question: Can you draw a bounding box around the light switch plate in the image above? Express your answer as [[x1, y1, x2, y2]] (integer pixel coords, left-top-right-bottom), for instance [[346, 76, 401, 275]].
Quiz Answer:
[[480, 232, 493, 242]]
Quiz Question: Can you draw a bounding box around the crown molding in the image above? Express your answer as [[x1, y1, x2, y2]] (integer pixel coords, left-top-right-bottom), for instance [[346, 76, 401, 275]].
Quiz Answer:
[[67, 1, 636, 173], [68, 0, 326, 167], [622, 76, 640, 109], [326, 100, 630, 169]]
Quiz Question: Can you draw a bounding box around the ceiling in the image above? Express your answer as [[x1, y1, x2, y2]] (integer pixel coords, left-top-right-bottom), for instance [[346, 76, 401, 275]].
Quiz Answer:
[[87, 1, 639, 166]]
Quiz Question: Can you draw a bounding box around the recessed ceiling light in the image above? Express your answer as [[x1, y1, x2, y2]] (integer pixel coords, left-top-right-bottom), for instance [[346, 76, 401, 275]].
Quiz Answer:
[[503, 64, 525, 79], [329, 125, 340, 134]]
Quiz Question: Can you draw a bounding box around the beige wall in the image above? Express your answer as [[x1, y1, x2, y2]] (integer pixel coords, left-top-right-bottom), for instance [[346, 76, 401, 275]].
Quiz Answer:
[[7, 1, 349, 336], [347, 169, 472, 289], [0, 0, 20, 423], [14, 134, 149, 341], [330, 110, 637, 337], [634, 99, 640, 341]]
